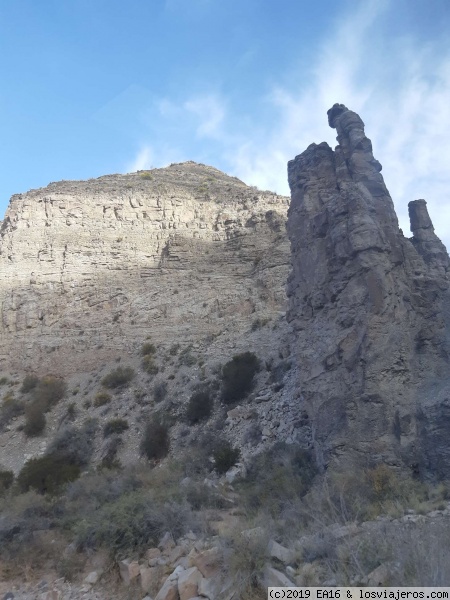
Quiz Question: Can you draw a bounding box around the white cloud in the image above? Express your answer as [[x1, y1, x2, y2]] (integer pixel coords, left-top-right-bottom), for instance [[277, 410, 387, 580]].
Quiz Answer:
[[124, 0, 450, 248], [184, 95, 225, 138], [224, 1, 450, 249], [126, 145, 154, 173]]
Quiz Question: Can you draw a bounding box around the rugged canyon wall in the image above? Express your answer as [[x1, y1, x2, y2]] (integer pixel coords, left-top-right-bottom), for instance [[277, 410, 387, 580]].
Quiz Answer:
[[0, 162, 289, 376], [287, 104, 450, 478]]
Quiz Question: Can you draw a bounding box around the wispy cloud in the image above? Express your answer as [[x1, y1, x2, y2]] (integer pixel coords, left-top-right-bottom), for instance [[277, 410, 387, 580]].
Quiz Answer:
[[123, 0, 450, 247], [126, 146, 154, 172], [224, 1, 450, 247]]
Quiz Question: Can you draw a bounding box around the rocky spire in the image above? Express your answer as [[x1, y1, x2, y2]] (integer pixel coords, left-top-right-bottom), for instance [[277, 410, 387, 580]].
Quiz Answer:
[[408, 199, 450, 273], [286, 104, 450, 478]]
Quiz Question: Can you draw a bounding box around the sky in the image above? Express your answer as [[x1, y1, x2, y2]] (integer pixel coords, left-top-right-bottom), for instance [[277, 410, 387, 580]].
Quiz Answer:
[[1, 0, 450, 247]]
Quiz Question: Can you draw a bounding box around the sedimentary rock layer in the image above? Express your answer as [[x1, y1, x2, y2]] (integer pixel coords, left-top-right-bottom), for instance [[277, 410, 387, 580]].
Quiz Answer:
[[0, 162, 289, 375]]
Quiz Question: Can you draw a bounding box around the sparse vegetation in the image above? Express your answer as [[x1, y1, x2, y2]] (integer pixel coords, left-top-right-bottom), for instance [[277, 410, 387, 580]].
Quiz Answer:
[[153, 380, 168, 402], [20, 374, 39, 393], [179, 345, 196, 366], [47, 420, 98, 467], [142, 354, 159, 375], [103, 418, 129, 437], [221, 351, 259, 404], [0, 394, 25, 430], [34, 375, 67, 410], [94, 391, 112, 407], [141, 342, 156, 356], [101, 366, 135, 389], [140, 418, 170, 460]]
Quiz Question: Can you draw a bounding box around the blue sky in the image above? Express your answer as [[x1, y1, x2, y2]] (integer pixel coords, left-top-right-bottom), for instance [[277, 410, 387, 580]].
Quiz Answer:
[[1, 0, 450, 246]]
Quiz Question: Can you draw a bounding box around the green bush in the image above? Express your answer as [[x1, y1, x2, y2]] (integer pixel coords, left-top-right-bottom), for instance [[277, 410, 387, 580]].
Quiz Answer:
[[221, 352, 259, 404], [103, 418, 129, 438], [17, 455, 81, 495], [102, 367, 135, 389], [140, 419, 170, 460], [186, 389, 213, 424], [0, 469, 14, 494], [23, 400, 46, 436], [0, 376, 9, 386], [141, 342, 156, 356], [34, 376, 67, 410], [213, 442, 240, 475], [142, 355, 159, 375], [94, 391, 112, 407], [20, 374, 39, 393]]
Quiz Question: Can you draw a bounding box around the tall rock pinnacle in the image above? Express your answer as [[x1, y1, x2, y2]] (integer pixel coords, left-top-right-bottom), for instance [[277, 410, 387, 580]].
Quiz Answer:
[[287, 103, 450, 478]]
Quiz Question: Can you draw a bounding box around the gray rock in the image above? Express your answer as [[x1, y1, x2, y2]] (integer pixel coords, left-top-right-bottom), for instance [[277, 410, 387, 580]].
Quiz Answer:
[[286, 103, 450, 478]]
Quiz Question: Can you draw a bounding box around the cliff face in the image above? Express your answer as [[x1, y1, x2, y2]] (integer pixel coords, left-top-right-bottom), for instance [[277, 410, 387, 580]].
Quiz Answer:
[[287, 104, 450, 478], [0, 162, 289, 376]]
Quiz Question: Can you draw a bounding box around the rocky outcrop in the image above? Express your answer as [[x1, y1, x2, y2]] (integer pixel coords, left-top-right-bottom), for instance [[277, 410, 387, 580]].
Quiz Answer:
[[287, 103, 450, 478], [0, 162, 289, 376]]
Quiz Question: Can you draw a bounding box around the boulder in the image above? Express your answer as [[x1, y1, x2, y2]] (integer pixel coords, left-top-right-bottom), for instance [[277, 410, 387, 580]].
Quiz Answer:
[[177, 566, 203, 600], [118, 559, 140, 585]]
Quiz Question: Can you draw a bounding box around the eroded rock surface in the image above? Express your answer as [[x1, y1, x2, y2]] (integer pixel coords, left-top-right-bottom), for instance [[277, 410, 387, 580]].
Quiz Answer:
[[0, 162, 289, 376], [287, 103, 450, 477]]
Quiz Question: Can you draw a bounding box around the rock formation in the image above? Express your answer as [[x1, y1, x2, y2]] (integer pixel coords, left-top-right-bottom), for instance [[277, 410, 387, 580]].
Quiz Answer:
[[287, 103, 450, 478], [0, 162, 289, 376]]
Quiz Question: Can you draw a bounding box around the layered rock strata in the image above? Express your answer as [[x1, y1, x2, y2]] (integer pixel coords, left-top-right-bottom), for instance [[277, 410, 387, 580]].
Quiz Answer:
[[0, 162, 289, 375], [287, 104, 450, 478]]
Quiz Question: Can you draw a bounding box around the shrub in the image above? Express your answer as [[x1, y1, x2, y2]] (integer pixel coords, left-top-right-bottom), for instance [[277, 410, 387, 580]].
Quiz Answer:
[[47, 420, 98, 467], [103, 418, 129, 438], [100, 435, 123, 470], [66, 402, 77, 419], [0, 395, 25, 430], [20, 374, 39, 393], [237, 443, 317, 517], [153, 381, 168, 402], [140, 419, 170, 460], [94, 391, 112, 407], [142, 355, 159, 375], [23, 400, 46, 436], [102, 367, 135, 389], [179, 346, 196, 367], [141, 342, 156, 356], [213, 442, 240, 475], [221, 352, 259, 404], [0, 376, 9, 386], [186, 389, 213, 424], [34, 376, 67, 410], [17, 455, 81, 495], [0, 469, 14, 494], [73, 491, 193, 555]]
